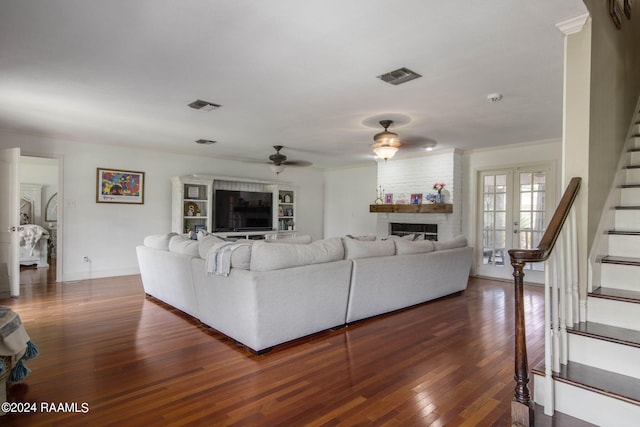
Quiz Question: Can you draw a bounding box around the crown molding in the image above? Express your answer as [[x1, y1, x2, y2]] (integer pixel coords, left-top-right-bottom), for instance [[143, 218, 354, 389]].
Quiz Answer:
[[556, 13, 590, 35]]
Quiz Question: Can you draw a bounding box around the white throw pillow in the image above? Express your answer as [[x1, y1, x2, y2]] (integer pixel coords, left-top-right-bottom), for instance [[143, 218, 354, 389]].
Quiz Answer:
[[250, 237, 344, 271], [394, 238, 435, 255], [143, 233, 178, 251], [342, 238, 395, 259], [433, 235, 468, 251], [168, 235, 200, 257]]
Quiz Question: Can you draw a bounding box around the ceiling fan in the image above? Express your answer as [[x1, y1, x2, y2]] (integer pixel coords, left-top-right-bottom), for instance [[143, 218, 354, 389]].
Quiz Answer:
[[371, 119, 437, 160], [267, 145, 312, 174]]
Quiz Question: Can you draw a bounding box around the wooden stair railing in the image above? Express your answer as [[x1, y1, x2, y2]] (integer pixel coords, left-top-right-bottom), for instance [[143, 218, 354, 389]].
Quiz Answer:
[[508, 177, 581, 427]]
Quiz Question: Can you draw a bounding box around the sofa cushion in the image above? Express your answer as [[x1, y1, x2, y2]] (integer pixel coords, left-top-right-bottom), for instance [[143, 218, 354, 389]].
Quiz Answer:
[[342, 238, 395, 259], [250, 237, 344, 271], [168, 235, 201, 257], [433, 235, 468, 251], [403, 233, 425, 241], [394, 238, 435, 255], [143, 233, 178, 250], [266, 234, 312, 244], [344, 234, 376, 241]]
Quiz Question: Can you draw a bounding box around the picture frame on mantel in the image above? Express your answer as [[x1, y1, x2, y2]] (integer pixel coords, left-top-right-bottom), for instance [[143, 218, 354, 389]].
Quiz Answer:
[[96, 167, 145, 204]]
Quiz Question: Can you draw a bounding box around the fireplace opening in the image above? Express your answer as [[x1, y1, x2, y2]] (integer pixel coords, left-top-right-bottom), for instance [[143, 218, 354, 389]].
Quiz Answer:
[[390, 223, 438, 241]]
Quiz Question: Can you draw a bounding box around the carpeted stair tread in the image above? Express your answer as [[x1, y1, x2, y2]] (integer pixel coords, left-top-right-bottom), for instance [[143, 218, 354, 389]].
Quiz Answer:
[[567, 321, 640, 349]]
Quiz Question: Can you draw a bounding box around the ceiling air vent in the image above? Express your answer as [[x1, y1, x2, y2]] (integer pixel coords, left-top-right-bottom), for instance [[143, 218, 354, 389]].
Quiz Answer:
[[377, 67, 422, 85], [195, 139, 217, 145], [188, 99, 221, 111]]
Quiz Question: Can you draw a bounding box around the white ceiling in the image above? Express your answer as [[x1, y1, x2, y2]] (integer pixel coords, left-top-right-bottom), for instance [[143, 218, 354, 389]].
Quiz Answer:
[[0, 0, 588, 169]]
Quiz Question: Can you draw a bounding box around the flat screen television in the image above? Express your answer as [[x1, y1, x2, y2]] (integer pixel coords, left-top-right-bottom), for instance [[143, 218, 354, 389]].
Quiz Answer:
[[214, 190, 273, 232]]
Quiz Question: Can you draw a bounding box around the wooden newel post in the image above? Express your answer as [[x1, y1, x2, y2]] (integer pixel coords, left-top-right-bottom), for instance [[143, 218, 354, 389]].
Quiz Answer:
[[511, 259, 534, 427]]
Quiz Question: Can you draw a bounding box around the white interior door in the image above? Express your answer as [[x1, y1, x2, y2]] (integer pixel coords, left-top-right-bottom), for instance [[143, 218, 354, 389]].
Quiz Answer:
[[476, 165, 554, 284], [0, 148, 21, 297]]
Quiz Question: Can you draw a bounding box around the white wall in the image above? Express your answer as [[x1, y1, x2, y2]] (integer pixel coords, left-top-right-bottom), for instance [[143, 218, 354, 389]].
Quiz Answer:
[[1, 130, 324, 281], [323, 163, 377, 238]]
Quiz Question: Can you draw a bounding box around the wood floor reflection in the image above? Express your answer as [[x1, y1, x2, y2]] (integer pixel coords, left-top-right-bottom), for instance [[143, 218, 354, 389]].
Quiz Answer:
[[0, 273, 593, 426]]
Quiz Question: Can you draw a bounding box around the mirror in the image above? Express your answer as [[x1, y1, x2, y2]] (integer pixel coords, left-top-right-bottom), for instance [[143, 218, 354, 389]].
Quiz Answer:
[[45, 193, 58, 222]]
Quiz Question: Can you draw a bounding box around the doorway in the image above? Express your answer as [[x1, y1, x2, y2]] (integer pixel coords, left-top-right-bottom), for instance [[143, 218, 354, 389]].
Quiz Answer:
[[19, 155, 61, 284], [475, 164, 555, 284]]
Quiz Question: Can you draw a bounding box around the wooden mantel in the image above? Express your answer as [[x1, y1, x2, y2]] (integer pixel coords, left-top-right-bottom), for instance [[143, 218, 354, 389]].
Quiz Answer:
[[369, 203, 453, 214]]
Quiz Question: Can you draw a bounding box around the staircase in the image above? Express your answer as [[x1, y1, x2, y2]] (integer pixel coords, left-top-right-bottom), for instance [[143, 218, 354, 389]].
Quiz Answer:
[[532, 121, 640, 426]]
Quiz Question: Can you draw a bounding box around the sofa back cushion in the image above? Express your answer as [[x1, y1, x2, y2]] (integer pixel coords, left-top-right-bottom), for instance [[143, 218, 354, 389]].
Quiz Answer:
[[433, 235, 468, 251], [168, 235, 201, 257], [265, 234, 313, 244], [344, 234, 377, 241], [342, 238, 395, 259], [143, 233, 178, 250], [393, 238, 435, 255], [250, 237, 344, 271]]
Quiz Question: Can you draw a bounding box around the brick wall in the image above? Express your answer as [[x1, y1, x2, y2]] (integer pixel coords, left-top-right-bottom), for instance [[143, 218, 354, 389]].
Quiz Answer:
[[376, 150, 462, 241]]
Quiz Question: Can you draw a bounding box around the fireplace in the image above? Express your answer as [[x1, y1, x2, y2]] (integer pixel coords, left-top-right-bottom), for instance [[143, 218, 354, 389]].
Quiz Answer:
[[390, 223, 438, 241]]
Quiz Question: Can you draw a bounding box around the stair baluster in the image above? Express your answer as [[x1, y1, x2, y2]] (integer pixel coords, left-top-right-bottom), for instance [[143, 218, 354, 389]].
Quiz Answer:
[[509, 177, 582, 427]]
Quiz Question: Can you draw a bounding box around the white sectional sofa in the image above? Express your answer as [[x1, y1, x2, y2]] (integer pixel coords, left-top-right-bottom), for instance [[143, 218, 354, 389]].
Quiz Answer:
[[136, 233, 472, 352]]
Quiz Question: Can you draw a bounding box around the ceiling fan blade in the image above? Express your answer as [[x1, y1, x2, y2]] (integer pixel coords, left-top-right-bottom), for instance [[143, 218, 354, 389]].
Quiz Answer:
[[398, 136, 438, 151], [283, 160, 312, 167]]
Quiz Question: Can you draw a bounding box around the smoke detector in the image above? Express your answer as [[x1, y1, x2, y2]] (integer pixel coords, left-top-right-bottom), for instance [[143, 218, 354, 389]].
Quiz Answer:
[[377, 67, 422, 85], [487, 93, 503, 102]]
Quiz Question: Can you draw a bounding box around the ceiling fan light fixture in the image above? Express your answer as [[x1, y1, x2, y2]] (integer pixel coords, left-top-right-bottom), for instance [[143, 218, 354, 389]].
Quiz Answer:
[[372, 119, 400, 160], [373, 144, 399, 160], [270, 164, 286, 175], [373, 130, 399, 145]]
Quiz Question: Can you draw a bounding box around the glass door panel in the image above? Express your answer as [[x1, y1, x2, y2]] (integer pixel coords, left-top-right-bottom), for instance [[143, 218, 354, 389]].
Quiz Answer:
[[477, 170, 513, 280], [476, 166, 553, 284]]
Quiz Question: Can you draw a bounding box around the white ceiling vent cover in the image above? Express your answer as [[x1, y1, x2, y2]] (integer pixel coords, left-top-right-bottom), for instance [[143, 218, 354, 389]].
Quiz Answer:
[[377, 67, 422, 85]]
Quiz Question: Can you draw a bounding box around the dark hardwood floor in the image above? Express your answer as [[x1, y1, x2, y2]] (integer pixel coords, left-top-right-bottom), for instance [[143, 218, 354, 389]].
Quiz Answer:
[[0, 268, 594, 426]]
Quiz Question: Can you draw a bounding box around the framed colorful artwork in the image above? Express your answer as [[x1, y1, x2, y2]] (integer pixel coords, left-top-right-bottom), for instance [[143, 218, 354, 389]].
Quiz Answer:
[[385, 193, 393, 204], [96, 167, 145, 204]]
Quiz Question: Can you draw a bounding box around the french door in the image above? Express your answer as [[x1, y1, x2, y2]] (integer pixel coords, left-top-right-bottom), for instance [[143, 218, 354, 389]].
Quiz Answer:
[[476, 165, 554, 284], [0, 148, 20, 296]]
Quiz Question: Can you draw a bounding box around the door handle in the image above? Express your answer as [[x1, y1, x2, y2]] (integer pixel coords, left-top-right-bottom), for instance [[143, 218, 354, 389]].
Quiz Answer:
[[8, 226, 24, 232]]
